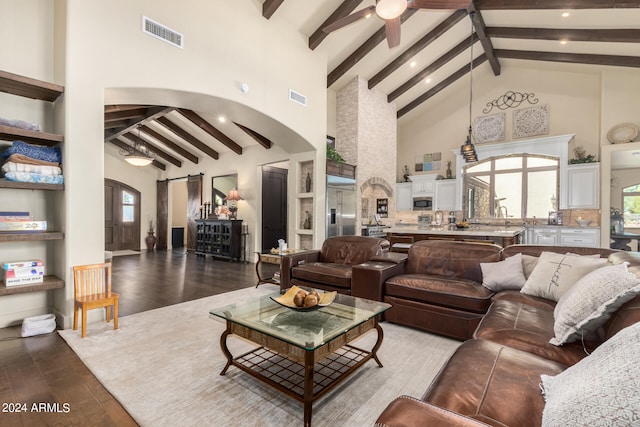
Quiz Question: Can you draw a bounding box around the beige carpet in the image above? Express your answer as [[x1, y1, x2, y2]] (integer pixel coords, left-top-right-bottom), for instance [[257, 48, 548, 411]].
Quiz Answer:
[[59, 285, 460, 427]]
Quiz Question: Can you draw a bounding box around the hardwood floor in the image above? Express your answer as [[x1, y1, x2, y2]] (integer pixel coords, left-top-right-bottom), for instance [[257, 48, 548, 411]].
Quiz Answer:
[[0, 250, 269, 426]]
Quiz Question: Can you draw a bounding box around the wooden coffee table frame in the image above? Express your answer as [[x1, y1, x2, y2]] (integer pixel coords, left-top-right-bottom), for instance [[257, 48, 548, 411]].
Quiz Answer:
[[219, 316, 384, 427]]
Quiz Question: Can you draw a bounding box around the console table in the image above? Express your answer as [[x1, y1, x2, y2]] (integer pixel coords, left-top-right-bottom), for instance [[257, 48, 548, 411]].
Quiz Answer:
[[195, 219, 242, 261]]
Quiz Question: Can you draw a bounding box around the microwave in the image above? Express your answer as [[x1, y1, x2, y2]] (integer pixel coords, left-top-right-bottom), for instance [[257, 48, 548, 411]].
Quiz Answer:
[[413, 197, 433, 210]]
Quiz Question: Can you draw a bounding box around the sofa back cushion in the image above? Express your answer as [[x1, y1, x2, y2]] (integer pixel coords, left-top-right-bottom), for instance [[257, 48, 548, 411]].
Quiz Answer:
[[406, 240, 502, 283], [320, 236, 386, 265], [502, 244, 617, 259]]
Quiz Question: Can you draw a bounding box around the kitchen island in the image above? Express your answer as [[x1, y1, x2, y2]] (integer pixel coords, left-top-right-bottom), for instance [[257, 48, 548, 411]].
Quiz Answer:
[[386, 225, 525, 247]]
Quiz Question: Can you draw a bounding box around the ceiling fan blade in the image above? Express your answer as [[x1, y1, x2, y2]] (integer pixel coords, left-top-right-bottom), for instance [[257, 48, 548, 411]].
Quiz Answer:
[[385, 17, 401, 48], [323, 6, 376, 33], [409, 0, 471, 9]]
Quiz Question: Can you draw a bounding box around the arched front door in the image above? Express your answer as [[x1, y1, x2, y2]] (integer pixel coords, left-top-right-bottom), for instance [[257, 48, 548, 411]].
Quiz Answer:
[[105, 179, 141, 251]]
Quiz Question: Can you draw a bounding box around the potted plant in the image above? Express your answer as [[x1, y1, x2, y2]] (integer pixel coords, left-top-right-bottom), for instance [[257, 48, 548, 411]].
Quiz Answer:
[[145, 219, 156, 251]]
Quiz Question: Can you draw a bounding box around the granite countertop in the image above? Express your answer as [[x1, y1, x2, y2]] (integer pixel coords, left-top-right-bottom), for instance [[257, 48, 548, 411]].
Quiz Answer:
[[386, 226, 525, 237]]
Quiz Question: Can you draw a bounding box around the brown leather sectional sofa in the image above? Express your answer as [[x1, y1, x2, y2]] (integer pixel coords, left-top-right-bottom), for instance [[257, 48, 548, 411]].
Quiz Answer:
[[375, 244, 640, 427]]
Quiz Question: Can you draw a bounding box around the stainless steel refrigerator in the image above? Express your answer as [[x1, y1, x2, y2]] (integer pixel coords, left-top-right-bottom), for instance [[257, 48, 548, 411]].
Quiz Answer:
[[326, 175, 357, 237]]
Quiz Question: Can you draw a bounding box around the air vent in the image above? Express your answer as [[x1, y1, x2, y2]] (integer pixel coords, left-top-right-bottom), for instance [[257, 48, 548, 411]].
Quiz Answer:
[[142, 16, 183, 48], [288, 89, 308, 106]]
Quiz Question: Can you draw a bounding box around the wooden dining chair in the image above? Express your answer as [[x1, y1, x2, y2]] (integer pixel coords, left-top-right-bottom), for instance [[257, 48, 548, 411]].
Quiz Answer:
[[73, 262, 119, 338]]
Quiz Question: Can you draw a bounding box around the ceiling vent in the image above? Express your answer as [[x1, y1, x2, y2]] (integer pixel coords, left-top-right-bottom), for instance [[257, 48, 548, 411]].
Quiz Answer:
[[142, 16, 183, 48], [288, 89, 308, 107]]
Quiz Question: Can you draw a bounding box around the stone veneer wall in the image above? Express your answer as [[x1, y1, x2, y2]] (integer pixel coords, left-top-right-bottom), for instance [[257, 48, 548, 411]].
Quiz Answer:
[[336, 76, 398, 227]]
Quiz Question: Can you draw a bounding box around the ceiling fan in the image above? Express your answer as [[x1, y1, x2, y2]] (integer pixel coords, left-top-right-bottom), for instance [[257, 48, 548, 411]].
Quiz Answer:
[[323, 0, 471, 48]]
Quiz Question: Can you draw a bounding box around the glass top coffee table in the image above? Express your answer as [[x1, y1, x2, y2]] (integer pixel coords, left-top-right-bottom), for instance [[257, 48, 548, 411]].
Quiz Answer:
[[210, 292, 391, 427]]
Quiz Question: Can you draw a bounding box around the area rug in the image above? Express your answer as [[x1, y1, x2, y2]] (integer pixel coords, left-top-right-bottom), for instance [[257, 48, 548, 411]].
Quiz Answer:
[[59, 285, 460, 427]]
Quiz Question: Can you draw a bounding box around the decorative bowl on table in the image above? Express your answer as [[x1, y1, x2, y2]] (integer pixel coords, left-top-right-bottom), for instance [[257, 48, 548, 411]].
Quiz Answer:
[[271, 285, 336, 312], [575, 219, 592, 227], [456, 222, 469, 229]]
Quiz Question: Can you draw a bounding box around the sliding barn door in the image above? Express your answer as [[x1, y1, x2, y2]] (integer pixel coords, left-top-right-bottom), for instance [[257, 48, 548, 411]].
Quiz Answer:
[[157, 180, 169, 250], [186, 175, 202, 251]]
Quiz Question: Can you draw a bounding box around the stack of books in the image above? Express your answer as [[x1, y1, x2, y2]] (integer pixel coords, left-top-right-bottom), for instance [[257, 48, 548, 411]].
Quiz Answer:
[[2, 259, 45, 286], [0, 211, 47, 233]]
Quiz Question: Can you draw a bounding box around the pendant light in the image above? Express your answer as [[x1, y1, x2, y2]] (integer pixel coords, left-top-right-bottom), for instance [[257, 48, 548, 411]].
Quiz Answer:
[[460, 12, 478, 163], [120, 125, 157, 167]]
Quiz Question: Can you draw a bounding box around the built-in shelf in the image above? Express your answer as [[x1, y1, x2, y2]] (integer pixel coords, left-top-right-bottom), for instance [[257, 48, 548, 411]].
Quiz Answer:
[[296, 229, 313, 235], [0, 275, 65, 296], [0, 124, 64, 146], [0, 69, 64, 101], [0, 232, 64, 242], [0, 179, 64, 191]]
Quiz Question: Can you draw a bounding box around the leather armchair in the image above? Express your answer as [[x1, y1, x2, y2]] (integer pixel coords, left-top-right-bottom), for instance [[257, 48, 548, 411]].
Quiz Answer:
[[279, 236, 389, 295]]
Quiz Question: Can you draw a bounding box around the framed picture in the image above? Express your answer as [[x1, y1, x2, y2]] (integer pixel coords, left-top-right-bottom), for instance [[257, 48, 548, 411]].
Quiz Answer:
[[513, 104, 550, 139]]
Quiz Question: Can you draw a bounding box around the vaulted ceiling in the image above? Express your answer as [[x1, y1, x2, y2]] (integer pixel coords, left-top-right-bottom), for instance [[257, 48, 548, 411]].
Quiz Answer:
[[105, 1, 640, 170]]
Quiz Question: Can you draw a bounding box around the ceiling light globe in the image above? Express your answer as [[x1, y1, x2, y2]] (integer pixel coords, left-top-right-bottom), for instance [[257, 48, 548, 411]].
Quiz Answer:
[[376, 0, 407, 20]]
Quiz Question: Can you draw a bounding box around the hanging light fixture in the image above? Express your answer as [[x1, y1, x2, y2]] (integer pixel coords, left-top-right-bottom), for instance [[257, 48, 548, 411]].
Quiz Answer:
[[375, 0, 407, 19], [120, 125, 156, 167], [460, 11, 478, 163]]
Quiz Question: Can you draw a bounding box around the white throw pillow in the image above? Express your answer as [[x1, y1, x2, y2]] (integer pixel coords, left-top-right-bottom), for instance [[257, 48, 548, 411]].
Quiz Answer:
[[550, 263, 640, 345], [520, 252, 607, 302], [480, 253, 527, 291], [541, 322, 640, 426]]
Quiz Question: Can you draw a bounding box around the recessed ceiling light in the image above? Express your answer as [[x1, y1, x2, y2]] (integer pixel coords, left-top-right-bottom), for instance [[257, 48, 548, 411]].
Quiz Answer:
[[425, 78, 431, 84], [410, 61, 417, 68], [562, 12, 570, 18], [560, 39, 568, 45], [218, 116, 226, 123]]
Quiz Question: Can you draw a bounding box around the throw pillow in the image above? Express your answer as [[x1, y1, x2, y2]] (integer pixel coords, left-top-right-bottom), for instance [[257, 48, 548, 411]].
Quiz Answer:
[[521, 254, 538, 279], [480, 253, 527, 291], [541, 322, 640, 426], [520, 252, 607, 302], [550, 263, 640, 345]]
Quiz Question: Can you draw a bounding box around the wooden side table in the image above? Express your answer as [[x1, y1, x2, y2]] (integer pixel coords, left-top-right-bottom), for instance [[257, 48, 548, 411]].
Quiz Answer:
[[255, 250, 304, 288]]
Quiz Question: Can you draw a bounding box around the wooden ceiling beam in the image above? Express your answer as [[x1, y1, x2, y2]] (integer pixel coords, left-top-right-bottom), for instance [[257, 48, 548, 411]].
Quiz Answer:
[[262, 0, 285, 19], [104, 106, 174, 142], [140, 125, 199, 164], [156, 116, 219, 160], [104, 119, 129, 129], [233, 122, 273, 149], [398, 54, 487, 118], [122, 132, 182, 167], [328, 8, 418, 87], [104, 105, 147, 113], [389, 34, 478, 102], [110, 138, 166, 170], [474, 0, 640, 9], [487, 27, 640, 43], [308, 0, 365, 50], [495, 49, 640, 68], [177, 109, 242, 155], [104, 108, 147, 123], [468, 6, 500, 75], [369, 10, 467, 89]]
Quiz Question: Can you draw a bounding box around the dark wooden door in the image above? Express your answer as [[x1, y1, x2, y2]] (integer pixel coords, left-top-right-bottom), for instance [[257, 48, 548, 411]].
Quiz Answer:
[[157, 180, 168, 250], [262, 166, 288, 251], [186, 175, 202, 252], [104, 179, 141, 251]]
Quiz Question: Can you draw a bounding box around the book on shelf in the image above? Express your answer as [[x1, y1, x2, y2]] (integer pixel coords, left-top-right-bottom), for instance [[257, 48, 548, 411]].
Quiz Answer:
[[0, 211, 33, 221], [0, 211, 30, 217], [2, 260, 45, 287], [4, 275, 44, 287], [2, 259, 44, 270], [0, 221, 47, 231]]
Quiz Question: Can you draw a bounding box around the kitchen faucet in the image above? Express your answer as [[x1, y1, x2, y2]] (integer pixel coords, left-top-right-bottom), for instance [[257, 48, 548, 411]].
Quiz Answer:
[[497, 206, 509, 227]]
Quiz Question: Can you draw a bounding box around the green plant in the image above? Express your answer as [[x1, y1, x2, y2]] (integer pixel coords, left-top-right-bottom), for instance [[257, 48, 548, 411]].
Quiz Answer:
[[568, 145, 597, 164], [326, 145, 344, 163]]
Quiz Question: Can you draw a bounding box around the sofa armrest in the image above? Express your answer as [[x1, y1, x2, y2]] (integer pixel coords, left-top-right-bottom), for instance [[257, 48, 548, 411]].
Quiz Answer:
[[374, 396, 490, 427], [371, 252, 408, 264], [351, 259, 406, 302], [280, 250, 320, 292]]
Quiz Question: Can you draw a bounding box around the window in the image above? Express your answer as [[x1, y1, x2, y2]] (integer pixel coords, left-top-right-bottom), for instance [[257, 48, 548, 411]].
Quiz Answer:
[[122, 191, 135, 222], [623, 184, 640, 228], [463, 154, 559, 220]]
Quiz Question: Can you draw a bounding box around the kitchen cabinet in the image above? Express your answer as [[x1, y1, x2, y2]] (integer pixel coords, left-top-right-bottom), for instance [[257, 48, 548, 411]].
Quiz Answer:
[[526, 226, 560, 246], [395, 182, 412, 211], [434, 180, 456, 211], [567, 163, 599, 209], [0, 70, 65, 296], [409, 174, 436, 197], [560, 227, 600, 248]]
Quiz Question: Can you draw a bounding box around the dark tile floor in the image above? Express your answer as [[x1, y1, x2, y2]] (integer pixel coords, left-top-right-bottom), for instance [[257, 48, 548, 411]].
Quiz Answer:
[[0, 250, 273, 426]]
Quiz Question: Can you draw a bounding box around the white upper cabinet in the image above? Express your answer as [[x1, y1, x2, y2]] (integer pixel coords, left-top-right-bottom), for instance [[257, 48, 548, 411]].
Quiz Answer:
[[409, 174, 437, 197], [434, 180, 457, 211], [396, 182, 412, 211], [566, 163, 600, 209]]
